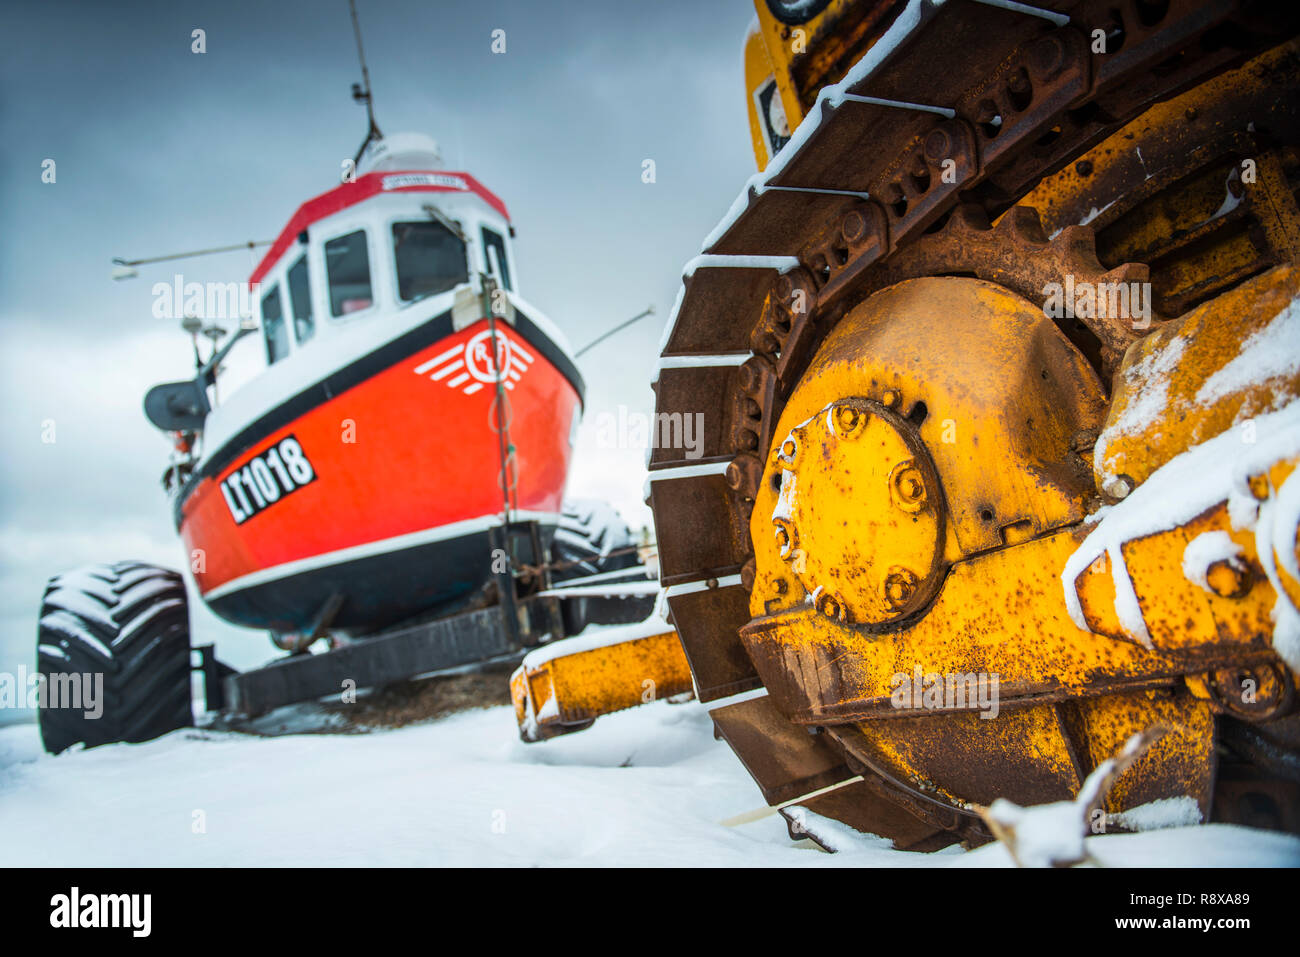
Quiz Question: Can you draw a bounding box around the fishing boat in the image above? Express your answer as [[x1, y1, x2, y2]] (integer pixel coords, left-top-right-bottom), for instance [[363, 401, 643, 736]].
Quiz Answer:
[[148, 131, 585, 637]]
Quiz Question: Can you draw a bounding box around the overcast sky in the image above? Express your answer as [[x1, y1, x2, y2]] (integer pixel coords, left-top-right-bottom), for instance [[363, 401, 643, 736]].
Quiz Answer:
[[0, 0, 758, 703]]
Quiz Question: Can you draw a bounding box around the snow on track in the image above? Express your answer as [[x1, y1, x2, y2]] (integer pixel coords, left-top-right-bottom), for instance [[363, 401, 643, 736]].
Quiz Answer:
[[1, 704, 1296, 867]]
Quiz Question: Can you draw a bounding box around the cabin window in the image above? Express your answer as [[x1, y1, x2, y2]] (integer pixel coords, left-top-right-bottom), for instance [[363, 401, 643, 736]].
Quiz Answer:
[[261, 285, 290, 365], [287, 255, 314, 344], [392, 220, 468, 301], [481, 227, 512, 292], [325, 229, 374, 317]]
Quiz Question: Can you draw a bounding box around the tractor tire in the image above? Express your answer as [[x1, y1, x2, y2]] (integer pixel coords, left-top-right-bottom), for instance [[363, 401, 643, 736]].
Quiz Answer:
[[552, 499, 652, 634], [36, 561, 193, 754]]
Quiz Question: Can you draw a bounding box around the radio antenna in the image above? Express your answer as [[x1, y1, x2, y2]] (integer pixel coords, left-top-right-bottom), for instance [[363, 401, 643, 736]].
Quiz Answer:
[[349, 0, 383, 166]]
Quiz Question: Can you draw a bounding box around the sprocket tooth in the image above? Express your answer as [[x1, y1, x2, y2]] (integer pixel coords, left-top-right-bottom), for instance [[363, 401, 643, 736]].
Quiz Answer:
[[1102, 261, 1150, 287], [1052, 224, 1107, 271], [948, 202, 992, 234], [995, 205, 1048, 245]]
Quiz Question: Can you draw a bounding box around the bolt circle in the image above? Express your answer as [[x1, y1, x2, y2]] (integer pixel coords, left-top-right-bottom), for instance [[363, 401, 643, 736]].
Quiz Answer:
[[888, 459, 928, 513], [895, 468, 925, 503], [1028, 34, 1065, 78], [1206, 559, 1251, 599], [882, 567, 919, 611], [816, 591, 849, 623], [773, 519, 797, 558], [841, 209, 867, 244], [738, 363, 759, 392], [923, 127, 951, 164], [833, 404, 864, 437]]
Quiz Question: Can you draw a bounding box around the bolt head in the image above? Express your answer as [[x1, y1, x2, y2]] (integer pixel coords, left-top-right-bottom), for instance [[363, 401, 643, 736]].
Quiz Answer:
[[1102, 474, 1134, 500], [923, 127, 951, 164], [888, 460, 927, 513], [833, 405, 864, 436], [773, 520, 797, 558], [1028, 34, 1065, 78], [841, 210, 867, 244], [896, 469, 925, 503], [882, 568, 918, 611], [817, 591, 849, 623], [1206, 559, 1251, 599]]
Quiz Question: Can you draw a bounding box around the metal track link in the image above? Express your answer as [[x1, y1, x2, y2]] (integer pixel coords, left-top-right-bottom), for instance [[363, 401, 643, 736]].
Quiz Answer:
[[650, 0, 1300, 846]]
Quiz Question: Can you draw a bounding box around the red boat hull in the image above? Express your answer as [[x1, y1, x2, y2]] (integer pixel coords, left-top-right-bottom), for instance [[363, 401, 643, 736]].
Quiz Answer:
[[177, 309, 581, 633]]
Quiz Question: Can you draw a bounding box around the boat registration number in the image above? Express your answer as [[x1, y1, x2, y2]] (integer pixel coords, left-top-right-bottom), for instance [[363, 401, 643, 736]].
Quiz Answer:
[[219, 435, 317, 525]]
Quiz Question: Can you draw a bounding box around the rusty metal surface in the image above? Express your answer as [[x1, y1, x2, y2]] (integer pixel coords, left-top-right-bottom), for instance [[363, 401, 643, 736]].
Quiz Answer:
[[1019, 40, 1300, 317], [665, 583, 761, 702], [709, 694, 854, 805], [749, 276, 1106, 586], [765, 396, 946, 626], [781, 777, 958, 851], [823, 204, 1150, 373], [651, 0, 1300, 847], [1095, 266, 1300, 488], [745, 527, 1283, 720], [1070, 493, 1293, 655], [510, 628, 694, 742], [833, 703, 1086, 811]]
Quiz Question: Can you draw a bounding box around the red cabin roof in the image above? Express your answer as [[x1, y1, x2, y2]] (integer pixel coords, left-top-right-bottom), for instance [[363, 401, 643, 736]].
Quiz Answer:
[[249, 170, 511, 285]]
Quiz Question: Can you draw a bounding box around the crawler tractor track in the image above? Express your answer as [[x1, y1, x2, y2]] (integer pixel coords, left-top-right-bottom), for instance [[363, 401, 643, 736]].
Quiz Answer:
[[650, 0, 1300, 848]]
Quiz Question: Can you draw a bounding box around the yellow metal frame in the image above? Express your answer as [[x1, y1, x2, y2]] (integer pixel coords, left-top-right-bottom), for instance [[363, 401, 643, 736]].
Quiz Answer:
[[511, 627, 694, 742], [746, 0, 892, 170]]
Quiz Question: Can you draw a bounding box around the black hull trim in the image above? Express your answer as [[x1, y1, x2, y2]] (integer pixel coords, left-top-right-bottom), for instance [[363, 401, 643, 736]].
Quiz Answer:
[[207, 525, 555, 635]]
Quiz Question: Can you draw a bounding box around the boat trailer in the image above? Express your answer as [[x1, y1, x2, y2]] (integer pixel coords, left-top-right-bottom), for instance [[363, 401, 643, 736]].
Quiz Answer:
[[191, 519, 655, 721]]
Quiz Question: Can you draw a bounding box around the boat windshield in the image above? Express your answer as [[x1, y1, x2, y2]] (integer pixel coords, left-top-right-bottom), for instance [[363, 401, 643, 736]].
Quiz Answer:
[[325, 230, 374, 317], [261, 284, 290, 364], [392, 220, 468, 302], [287, 254, 314, 344]]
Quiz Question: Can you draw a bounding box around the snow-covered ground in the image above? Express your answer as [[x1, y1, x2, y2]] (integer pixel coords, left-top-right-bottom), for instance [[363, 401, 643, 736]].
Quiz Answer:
[[2, 701, 1297, 867]]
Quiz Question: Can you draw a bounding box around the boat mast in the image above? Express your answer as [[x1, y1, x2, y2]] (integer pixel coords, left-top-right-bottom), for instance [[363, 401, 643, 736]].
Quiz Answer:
[[349, 0, 383, 166]]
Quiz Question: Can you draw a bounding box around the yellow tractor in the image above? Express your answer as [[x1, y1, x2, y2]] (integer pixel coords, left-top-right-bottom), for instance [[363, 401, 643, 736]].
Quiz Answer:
[[516, 0, 1300, 851]]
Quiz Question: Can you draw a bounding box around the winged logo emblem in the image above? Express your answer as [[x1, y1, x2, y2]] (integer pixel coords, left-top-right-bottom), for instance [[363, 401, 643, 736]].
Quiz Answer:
[[413, 328, 534, 395]]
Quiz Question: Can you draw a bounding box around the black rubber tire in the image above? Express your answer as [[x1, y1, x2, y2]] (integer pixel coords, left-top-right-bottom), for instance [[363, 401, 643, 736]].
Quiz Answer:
[[552, 500, 640, 579], [551, 500, 652, 635], [36, 561, 193, 754]]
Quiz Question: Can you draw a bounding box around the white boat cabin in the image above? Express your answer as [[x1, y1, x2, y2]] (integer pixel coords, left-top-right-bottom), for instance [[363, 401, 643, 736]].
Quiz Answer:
[[250, 133, 518, 369]]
